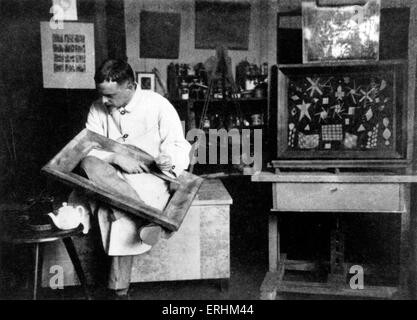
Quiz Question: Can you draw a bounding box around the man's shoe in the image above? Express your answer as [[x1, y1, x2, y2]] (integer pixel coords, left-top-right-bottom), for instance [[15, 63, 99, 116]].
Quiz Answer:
[[114, 293, 130, 300], [139, 223, 162, 246], [107, 289, 130, 300]]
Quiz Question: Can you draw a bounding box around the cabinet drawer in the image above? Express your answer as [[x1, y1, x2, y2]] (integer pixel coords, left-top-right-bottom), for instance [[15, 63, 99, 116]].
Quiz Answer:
[[273, 183, 403, 212]]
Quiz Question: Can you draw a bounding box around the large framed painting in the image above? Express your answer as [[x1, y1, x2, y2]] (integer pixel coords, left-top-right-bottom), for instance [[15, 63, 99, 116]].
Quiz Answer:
[[42, 129, 204, 231], [139, 11, 181, 59], [195, 0, 251, 50], [275, 61, 407, 168], [302, 0, 381, 63], [40, 21, 95, 89]]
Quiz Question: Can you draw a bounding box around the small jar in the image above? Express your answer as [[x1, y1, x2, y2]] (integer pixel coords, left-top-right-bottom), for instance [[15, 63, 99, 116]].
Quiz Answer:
[[180, 80, 189, 100], [203, 117, 210, 129]]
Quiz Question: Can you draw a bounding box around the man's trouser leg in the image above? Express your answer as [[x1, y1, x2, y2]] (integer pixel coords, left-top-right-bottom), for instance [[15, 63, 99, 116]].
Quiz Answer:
[[79, 155, 162, 246], [80, 156, 144, 202], [79, 156, 159, 292], [108, 255, 133, 292]]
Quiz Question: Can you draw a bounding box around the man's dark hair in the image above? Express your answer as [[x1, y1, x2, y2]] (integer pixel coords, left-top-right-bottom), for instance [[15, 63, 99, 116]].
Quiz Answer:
[[94, 59, 135, 84]]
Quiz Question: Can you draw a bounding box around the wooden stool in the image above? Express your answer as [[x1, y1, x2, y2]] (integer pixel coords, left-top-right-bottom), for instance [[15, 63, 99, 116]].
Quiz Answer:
[[0, 223, 90, 300]]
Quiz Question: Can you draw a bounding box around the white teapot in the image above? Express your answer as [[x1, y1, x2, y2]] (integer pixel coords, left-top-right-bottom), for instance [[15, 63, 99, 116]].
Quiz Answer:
[[48, 202, 89, 234]]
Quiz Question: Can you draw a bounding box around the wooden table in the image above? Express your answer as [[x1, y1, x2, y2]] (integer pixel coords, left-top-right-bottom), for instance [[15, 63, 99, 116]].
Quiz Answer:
[[0, 221, 89, 300], [252, 172, 417, 300]]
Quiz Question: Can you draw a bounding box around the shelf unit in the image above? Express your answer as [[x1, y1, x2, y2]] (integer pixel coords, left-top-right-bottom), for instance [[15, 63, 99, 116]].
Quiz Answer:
[[172, 97, 269, 175]]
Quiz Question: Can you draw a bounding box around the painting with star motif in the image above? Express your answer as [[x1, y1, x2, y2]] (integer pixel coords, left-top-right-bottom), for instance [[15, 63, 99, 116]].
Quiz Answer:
[[276, 63, 406, 160]]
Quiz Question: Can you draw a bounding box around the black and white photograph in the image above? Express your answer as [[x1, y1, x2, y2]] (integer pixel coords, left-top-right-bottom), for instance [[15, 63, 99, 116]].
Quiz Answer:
[[52, 43, 64, 53], [52, 33, 63, 43], [75, 63, 86, 72], [1, 0, 417, 309], [136, 71, 156, 91], [64, 34, 75, 43], [53, 63, 64, 72], [75, 55, 85, 63], [54, 54, 64, 63]]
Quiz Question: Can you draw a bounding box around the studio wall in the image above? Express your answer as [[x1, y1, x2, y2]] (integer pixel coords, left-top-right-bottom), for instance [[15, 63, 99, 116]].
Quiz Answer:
[[124, 0, 277, 96]]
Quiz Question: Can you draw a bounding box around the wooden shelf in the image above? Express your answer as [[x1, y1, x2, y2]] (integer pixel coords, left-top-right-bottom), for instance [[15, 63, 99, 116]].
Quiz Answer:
[[278, 59, 407, 69], [195, 125, 265, 131], [252, 171, 417, 184], [171, 97, 267, 103]]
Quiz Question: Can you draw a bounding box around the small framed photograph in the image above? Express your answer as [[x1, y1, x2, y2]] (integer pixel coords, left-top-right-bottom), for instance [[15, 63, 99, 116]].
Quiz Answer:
[[136, 72, 156, 91]]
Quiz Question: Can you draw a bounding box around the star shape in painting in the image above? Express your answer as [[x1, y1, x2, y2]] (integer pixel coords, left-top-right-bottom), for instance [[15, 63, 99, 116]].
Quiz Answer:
[[346, 81, 361, 104], [296, 100, 312, 121], [306, 77, 323, 97], [360, 88, 375, 104], [331, 103, 345, 120], [321, 77, 334, 92], [315, 107, 329, 123]]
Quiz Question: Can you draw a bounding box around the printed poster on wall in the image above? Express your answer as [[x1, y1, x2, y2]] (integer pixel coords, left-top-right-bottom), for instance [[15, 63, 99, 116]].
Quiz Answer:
[[40, 21, 95, 89]]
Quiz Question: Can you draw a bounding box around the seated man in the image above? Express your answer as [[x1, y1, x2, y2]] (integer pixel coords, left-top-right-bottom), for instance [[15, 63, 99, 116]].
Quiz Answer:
[[73, 59, 191, 298]]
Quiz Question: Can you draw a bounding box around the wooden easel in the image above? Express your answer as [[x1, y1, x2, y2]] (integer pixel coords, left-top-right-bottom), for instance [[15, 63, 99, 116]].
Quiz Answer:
[[188, 46, 244, 174]]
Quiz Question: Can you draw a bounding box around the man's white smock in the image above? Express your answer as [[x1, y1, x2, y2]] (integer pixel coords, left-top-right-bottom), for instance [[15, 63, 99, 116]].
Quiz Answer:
[[85, 88, 191, 256]]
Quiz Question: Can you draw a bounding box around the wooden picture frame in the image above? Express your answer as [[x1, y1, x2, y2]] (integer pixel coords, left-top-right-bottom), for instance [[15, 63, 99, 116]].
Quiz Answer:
[[42, 129, 204, 231], [275, 60, 408, 169], [136, 72, 156, 91]]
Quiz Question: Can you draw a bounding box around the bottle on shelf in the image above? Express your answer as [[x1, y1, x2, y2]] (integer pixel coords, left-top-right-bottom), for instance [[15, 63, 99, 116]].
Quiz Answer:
[[203, 116, 211, 130], [180, 80, 189, 100], [261, 62, 268, 77], [189, 110, 196, 129], [213, 80, 224, 99]]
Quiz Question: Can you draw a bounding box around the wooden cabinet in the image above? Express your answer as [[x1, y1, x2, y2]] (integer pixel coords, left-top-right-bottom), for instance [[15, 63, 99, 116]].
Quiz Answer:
[[252, 1, 417, 300], [273, 182, 403, 213], [253, 172, 417, 299], [41, 179, 232, 287], [131, 179, 232, 283]]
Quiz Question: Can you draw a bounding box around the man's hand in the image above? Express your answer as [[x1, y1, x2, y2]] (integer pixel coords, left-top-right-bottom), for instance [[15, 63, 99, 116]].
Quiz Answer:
[[155, 153, 173, 171], [113, 154, 150, 174]]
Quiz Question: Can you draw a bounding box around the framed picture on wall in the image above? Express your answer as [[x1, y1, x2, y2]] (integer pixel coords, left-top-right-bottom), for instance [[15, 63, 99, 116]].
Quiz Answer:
[[40, 21, 95, 89], [302, 0, 381, 63], [139, 11, 181, 59], [195, 1, 251, 50], [136, 72, 156, 91]]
